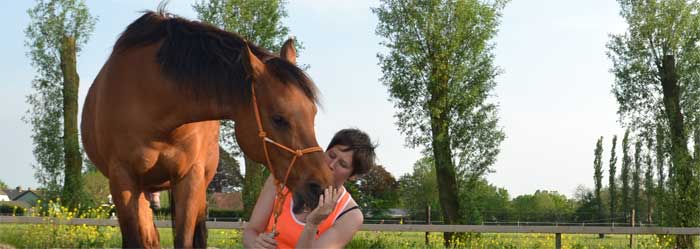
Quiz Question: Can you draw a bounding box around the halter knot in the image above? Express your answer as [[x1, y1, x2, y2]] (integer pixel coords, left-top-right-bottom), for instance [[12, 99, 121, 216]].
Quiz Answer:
[[258, 131, 267, 138], [294, 150, 304, 157]]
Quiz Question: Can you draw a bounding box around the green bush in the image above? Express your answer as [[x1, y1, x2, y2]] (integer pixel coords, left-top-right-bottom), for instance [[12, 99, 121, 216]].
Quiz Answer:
[[208, 208, 242, 220], [0, 203, 27, 216], [151, 207, 243, 221]]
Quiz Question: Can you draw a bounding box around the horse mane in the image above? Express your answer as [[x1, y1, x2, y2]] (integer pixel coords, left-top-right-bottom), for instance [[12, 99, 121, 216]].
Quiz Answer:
[[113, 9, 319, 105]]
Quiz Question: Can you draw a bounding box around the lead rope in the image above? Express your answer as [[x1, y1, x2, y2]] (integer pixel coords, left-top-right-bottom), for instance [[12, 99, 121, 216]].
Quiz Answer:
[[250, 84, 323, 236]]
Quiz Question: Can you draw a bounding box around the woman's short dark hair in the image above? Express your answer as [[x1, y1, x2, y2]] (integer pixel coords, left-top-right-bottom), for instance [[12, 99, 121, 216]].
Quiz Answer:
[[326, 128, 377, 177]]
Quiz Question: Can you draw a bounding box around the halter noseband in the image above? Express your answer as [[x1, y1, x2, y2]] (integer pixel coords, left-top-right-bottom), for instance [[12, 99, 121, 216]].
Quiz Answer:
[[251, 84, 323, 235]]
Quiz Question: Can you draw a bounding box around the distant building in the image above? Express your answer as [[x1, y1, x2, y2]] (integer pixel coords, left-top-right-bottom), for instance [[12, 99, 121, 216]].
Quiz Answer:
[[387, 208, 409, 218], [0, 189, 9, 202], [209, 192, 243, 210], [3, 186, 42, 206]]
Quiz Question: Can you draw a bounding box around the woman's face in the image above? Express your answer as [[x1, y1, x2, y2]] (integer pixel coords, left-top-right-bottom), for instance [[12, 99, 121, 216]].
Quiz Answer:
[[324, 145, 354, 187]]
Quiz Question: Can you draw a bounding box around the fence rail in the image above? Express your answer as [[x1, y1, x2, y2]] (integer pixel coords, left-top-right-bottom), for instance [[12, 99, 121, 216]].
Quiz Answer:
[[2, 216, 699, 234], [2, 216, 699, 249]]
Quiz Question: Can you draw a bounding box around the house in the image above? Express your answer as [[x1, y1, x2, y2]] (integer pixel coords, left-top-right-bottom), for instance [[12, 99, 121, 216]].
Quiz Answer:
[[3, 187, 42, 207], [0, 189, 9, 202], [209, 192, 243, 210], [387, 208, 409, 218]]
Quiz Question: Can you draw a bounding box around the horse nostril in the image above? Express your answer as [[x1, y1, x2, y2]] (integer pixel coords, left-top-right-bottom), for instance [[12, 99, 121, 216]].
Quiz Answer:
[[308, 182, 322, 194]]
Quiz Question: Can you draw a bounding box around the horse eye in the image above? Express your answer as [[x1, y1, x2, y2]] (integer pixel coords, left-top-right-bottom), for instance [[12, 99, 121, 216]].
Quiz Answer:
[[271, 115, 289, 129]]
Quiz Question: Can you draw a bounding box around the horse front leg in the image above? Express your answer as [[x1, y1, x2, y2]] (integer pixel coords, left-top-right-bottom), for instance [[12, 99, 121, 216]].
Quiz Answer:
[[109, 166, 161, 249], [173, 164, 208, 249]]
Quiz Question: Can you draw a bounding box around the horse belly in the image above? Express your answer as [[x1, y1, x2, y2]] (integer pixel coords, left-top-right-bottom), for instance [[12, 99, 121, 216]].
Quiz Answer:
[[81, 69, 110, 177]]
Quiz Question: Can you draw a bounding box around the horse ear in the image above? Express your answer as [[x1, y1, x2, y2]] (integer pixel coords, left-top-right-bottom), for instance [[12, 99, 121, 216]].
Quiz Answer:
[[241, 43, 264, 77], [280, 38, 297, 64]]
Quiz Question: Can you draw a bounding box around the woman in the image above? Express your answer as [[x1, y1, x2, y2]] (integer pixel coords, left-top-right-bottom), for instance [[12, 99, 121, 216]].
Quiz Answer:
[[243, 129, 377, 249]]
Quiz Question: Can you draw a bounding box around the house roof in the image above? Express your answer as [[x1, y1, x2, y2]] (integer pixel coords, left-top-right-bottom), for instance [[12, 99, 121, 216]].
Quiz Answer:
[[14, 190, 40, 200], [2, 189, 42, 201], [0, 189, 6, 196], [209, 192, 243, 210], [3, 189, 22, 200]]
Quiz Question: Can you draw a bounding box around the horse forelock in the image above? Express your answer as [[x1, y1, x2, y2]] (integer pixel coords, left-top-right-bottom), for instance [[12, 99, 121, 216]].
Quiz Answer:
[[263, 58, 320, 106]]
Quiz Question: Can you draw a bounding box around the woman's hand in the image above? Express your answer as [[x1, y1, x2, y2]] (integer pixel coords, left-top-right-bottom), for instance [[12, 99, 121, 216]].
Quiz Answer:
[[306, 186, 341, 226], [253, 232, 277, 249]]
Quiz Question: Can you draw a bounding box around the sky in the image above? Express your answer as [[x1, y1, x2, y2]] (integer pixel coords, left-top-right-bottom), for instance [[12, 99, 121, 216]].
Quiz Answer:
[[0, 0, 627, 198]]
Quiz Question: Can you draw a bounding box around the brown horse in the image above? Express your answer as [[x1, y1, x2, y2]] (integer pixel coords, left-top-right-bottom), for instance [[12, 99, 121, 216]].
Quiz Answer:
[[81, 10, 332, 248]]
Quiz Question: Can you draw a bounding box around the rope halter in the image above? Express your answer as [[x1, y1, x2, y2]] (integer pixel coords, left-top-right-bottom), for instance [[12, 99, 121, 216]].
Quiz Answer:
[[250, 84, 323, 235]]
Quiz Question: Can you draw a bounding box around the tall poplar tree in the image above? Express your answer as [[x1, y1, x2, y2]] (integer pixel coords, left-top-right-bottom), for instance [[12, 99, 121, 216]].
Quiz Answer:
[[607, 1, 700, 246], [621, 129, 632, 222], [608, 135, 618, 222], [593, 137, 604, 222], [374, 0, 507, 245], [25, 0, 96, 207]]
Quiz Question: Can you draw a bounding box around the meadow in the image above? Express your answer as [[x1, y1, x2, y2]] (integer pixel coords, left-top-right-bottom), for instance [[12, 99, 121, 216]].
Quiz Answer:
[[0, 223, 679, 249], [0, 200, 683, 248]]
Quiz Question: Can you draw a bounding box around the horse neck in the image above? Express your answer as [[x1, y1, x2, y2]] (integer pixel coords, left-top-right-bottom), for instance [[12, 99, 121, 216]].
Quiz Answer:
[[165, 85, 246, 127]]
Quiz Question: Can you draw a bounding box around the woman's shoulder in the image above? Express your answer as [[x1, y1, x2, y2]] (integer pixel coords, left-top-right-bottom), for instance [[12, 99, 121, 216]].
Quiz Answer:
[[342, 196, 359, 212], [333, 197, 363, 229], [335, 191, 363, 223]]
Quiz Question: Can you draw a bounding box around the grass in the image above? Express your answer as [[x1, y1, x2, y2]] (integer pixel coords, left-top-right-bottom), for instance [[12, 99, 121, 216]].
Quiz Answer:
[[0, 224, 687, 248], [0, 224, 242, 249], [346, 231, 681, 249], [1, 199, 691, 248]]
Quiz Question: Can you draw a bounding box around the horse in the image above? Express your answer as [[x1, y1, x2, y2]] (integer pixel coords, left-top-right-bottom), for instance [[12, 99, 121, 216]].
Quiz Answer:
[[80, 10, 333, 248]]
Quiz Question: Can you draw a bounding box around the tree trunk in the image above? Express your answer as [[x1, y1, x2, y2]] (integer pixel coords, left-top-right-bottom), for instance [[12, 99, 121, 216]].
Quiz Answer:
[[242, 156, 265, 219], [659, 55, 698, 248], [610, 184, 616, 224], [59, 35, 83, 208], [694, 128, 700, 163], [428, 70, 461, 247]]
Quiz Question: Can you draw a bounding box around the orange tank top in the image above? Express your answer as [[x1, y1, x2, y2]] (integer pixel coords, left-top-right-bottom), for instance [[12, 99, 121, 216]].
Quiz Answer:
[[264, 187, 354, 249]]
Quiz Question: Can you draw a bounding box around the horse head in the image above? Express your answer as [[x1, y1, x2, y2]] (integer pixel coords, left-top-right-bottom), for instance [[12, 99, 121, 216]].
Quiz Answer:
[[235, 39, 332, 210]]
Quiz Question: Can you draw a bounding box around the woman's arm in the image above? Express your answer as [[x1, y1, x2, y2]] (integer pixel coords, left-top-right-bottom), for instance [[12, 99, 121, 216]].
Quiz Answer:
[[242, 175, 277, 249]]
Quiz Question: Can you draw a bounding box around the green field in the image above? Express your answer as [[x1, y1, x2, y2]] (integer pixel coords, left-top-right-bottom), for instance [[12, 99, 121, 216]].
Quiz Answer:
[[0, 224, 241, 249], [0, 223, 688, 248], [346, 231, 680, 249]]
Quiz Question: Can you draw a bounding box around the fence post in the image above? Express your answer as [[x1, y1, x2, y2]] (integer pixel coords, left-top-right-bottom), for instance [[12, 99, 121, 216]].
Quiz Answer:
[[555, 233, 561, 249], [630, 209, 635, 249], [425, 205, 431, 246]]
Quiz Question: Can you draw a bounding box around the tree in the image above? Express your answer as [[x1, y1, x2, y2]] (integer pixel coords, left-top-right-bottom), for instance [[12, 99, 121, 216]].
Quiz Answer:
[[374, 0, 507, 245], [511, 190, 576, 223], [644, 139, 655, 223], [25, 0, 96, 207], [193, 0, 297, 219], [83, 170, 109, 207], [349, 165, 398, 218], [398, 156, 442, 221], [632, 140, 642, 222], [655, 122, 667, 225], [208, 147, 244, 193], [573, 187, 599, 223], [0, 179, 7, 190], [607, 1, 700, 246], [459, 178, 511, 224], [593, 136, 604, 223], [608, 135, 618, 222], [620, 130, 632, 221]]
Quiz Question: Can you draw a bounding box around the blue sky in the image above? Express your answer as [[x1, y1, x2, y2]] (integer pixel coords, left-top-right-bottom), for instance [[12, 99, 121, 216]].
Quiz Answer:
[[0, 0, 626, 198]]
